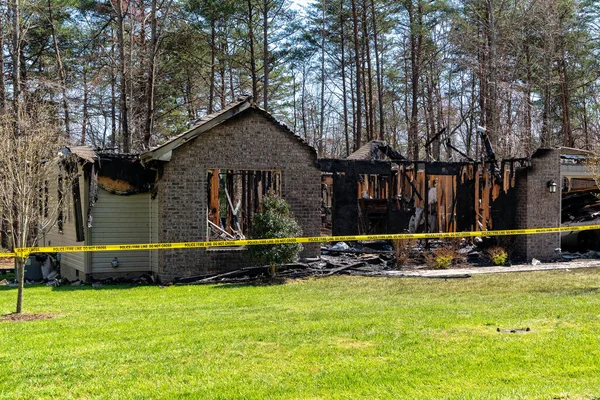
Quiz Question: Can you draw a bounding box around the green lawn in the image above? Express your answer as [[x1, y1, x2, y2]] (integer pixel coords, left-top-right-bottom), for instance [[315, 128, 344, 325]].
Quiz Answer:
[[1, 269, 600, 399]]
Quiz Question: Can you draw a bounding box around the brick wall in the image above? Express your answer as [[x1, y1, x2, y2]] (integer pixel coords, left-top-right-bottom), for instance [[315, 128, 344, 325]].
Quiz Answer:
[[157, 109, 321, 281], [514, 149, 561, 261]]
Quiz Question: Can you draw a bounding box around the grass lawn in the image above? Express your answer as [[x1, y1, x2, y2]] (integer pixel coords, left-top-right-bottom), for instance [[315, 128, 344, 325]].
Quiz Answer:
[[1, 269, 600, 399]]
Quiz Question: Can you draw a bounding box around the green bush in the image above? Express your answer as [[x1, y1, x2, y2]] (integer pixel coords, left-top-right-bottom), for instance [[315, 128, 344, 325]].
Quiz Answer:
[[486, 246, 508, 266], [425, 248, 458, 269], [247, 195, 303, 276]]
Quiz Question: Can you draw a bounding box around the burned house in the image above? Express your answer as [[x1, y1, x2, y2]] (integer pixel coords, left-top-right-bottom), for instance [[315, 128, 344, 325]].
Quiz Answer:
[[46, 96, 321, 282], [320, 140, 527, 237], [44, 98, 598, 280], [320, 141, 596, 262]]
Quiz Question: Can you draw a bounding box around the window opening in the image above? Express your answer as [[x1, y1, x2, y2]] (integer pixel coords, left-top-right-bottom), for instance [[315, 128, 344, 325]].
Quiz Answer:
[[207, 169, 282, 241]]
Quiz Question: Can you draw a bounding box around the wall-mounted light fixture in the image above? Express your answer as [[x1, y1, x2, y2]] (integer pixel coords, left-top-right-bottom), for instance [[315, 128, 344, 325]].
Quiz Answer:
[[547, 180, 557, 193], [111, 257, 119, 268]]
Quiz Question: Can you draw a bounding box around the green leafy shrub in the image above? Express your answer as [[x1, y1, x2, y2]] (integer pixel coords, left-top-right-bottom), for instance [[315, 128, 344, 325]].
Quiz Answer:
[[247, 194, 303, 276], [486, 246, 508, 266], [425, 247, 458, 269]]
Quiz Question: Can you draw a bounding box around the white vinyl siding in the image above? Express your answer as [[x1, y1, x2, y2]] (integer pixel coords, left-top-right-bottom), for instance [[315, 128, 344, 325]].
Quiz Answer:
[[90, 188, 152, 274]]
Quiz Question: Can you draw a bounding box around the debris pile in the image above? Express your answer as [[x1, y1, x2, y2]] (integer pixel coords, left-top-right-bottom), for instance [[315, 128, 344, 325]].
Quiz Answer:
[[175, 242, 396, 285]]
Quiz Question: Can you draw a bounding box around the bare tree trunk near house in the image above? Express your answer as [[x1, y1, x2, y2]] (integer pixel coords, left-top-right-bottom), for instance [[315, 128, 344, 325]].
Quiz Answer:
[[247, 0, 258, 102], [292, 67, 297, 132], [110, 35, 117, 149], [11, 0, 21, 136], [228, 41, 235, 103], [370, 0, 384, 139], [361, 41, 370, 142], [340, 0, 350, 157], [467, 72, 476, 158], [351, 0, 362, 150], [208, 19, 216, 114], [485, 0, 499, 152], [407, 0, 423, 160], [48, 0, 71, 139], [81, 67, 88, 145], [362, 0, 374, 140], [220, 37, 226, 107], [0, 18, 6, 114], [350, 58, 356, 148], [301, 64, 308, 141], [424, 73, 435, 160], [319, 0, 326, 156], [434, 72, 444, 159], [477, 28, 487, 156], [115, 0, 130, 152], [143, 0, 158, 148], [582, 88, 589, 149], [263, 0, 269, 110], [558, 52, 572, 147], [524, 43, 532, 154]]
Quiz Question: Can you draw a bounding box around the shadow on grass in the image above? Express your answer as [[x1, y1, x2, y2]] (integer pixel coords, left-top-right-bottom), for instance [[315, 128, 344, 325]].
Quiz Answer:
[[50, 284, 142, 292], [0, 283, 141, 292], [535, 286, 600, 296], [210, 277, 287, 289]]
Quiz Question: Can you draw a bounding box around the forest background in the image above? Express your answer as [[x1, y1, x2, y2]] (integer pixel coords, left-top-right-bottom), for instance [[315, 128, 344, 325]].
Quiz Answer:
[[1, 0, 600, 160]]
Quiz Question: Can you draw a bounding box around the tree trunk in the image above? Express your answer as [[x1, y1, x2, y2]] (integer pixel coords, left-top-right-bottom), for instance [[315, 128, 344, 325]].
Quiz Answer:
[[263, 0, 269, 110], [424, 73, 435, 160], [115, 0, 130, 152], [0, 21, 6, 113], [485, 0, 498, 152], [362, 0, 374, 140], [208, 19, 216, 114], [524, 43, 532, 155], [16, 257, 25, 313], [370, 0, 384, 139], [582, 88, 589, 149], [407, 0, 423, 160], [220, 36, 226, 107], [340, 0, 350, 157], [47, 0, 71, 139], [559, 55, 572, 147], [301, 63, 307, 141], [110, 35, 117, 149], [351, 0, 362, 150], [319, 0, 326, 156], [11, 0, 21, 136], [143, 0, 158, 149], [247, 0, 258, 102], [81, 67, 88, 145], [361, 34, 370, 141], [292, 68, 297, 133]]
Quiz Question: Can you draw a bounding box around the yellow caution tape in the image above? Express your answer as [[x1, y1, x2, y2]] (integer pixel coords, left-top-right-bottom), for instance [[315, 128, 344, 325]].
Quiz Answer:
[[10, 223, 600, 257], [0, 253, 15, 258]]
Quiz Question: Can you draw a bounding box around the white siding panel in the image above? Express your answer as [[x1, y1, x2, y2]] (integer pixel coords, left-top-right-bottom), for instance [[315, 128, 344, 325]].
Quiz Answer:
[[90, 189, 151, 274]]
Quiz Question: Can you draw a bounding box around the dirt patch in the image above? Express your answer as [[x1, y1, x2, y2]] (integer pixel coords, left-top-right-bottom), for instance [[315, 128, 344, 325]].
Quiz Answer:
[[1, 313, 54, 322]]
